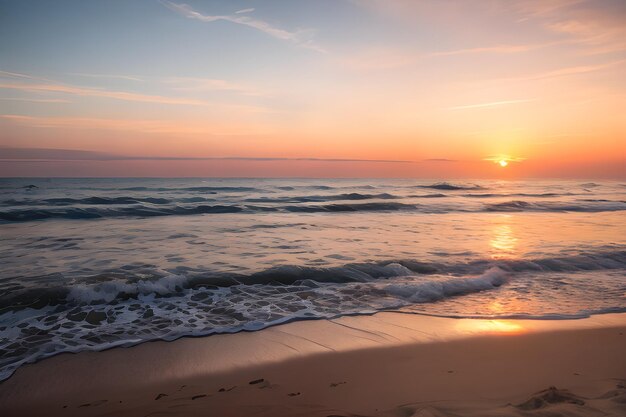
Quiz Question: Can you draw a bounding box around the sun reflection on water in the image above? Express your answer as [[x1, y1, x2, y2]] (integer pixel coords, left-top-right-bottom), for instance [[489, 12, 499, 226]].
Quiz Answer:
[[489, 216, 518, 259]]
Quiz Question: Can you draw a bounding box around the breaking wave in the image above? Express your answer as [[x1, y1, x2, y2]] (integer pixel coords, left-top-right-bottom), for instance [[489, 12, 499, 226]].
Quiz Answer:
[[384, 266, 507, 302], [1, 249, 625, 383], [3, 250, 624, 312]]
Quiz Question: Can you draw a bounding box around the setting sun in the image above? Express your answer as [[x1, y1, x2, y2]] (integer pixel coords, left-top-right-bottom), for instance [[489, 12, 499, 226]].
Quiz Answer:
[[499, 160, 508, 167]]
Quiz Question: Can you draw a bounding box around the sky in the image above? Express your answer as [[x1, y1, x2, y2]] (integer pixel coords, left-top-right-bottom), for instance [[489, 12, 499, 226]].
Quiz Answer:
[[0, 0, 624, 178]]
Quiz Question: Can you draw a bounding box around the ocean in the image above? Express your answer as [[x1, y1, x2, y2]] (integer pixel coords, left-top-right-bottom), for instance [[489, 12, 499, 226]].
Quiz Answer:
[[1, 178, 625, 381]]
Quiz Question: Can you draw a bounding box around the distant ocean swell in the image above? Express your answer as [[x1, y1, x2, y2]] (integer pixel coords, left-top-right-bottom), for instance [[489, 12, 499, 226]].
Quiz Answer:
[[4, 180, 625, 221], [0, 192, 598, 207], [2, 199, 625, 221], [2, 182, 483, 192]]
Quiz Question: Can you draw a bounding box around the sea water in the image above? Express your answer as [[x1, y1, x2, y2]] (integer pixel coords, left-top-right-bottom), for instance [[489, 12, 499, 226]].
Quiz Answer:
[[0, 178, 625, 381]]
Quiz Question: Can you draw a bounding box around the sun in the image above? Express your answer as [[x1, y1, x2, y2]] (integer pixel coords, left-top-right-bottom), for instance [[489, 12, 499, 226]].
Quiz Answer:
[[499, 159, 508, 167]]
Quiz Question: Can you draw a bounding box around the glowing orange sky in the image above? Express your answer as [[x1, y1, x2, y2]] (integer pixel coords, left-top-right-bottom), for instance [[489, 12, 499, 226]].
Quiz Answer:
[[0, 0, 624, 178]]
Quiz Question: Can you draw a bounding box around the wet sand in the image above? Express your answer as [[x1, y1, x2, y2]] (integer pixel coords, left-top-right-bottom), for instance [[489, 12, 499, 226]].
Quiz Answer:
[[1, 312, 625, 416]]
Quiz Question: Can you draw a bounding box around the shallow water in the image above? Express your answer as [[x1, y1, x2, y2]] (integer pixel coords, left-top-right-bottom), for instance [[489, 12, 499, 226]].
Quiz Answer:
[[1, 178, 625, 381]]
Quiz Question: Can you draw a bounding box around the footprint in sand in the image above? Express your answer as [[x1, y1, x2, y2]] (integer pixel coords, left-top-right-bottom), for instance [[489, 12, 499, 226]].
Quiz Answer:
[[249, 378, 271, 389], [287, 392, 301, 397], [78, 399, 108, 407], [154, 393, 168, 400], [191, 394, 207, 400], [218, 386, 237, 392], [330, 381, 347, 388], [516, 386, 585, 410]]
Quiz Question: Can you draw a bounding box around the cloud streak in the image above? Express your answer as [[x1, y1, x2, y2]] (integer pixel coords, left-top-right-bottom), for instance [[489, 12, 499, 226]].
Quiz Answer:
[[0, 147, 418, 164], [510, 0, 626, 54], [448, 99, 534, 110], [430, 41, 562, 56], [511, 0, 588, 19], [495, 59, 625, 83], [0, 115, 268, 135], [0, 82, 207, 106], [70, 73, 144, 82], [0, 70, 37, 80], [162, 77, 266, 96], [525, 60, 625, 80], [162, 1, 325, 53], [0, 97, 70, 103]]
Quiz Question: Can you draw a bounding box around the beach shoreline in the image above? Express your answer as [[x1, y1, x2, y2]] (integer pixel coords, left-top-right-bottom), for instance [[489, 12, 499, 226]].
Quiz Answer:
[[1, 312, 625, 416]]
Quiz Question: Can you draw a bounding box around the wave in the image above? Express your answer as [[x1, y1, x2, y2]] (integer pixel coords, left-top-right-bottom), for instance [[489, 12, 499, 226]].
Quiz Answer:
[[1, 196, 172, 206], [463, 193, 571, 198], [3, 250, 624, 311], [275, 184, 378, 190], [0, 265, 511, 383], [244, 192, 399, 203], [1, 249, 625, 383], [6, 192, 602, 208], [1, 193, 401, 208], [55, 186, 262, 193], [416, 182, 484, 191], [120, 186, 260, 193], [409, 193, 447, 198], [0, 205, 244, 221], [283, 202, 415, 212], [3, 198, 626, 221], [484, 200, 626, 212], [384, 266, 508, 302]]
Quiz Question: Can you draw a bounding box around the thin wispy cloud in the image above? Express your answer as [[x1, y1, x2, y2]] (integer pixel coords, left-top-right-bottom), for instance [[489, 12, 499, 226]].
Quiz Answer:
[[0, 70, 55, 83], [526, 60, 625, 80], [336, 46, 418, 71], [0, 115, 268, 135], [0, 97, 70, 103], [0, 82, 207, 106], [430, 41, 561, 56], [448, 99, 534, 110], [0, 70, 36, 79], [0, 147, 417, 164], [547, 18, 626, 55], [235, 8, 255, 14], [0, 71, 274, 113], [162, 77, 267, 96], [508, 0, 626, 55], [496, 59, 625, 83], [511, 0, 588, 20], [70, 73, 144, 82], [161, 1, 326, 53], [423, 158, 459, 162]]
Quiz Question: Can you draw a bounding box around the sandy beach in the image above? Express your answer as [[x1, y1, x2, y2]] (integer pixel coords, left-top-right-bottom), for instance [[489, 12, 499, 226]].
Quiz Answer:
[[1, 312, 625, 417]]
